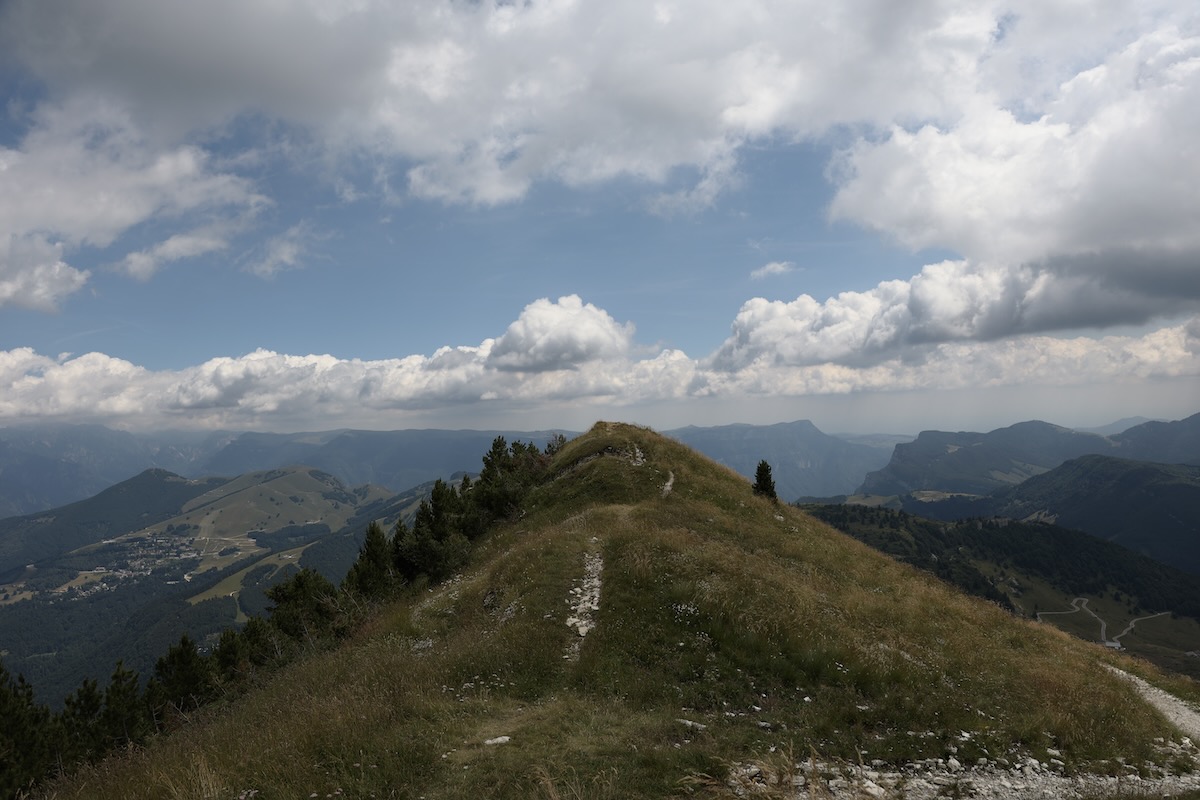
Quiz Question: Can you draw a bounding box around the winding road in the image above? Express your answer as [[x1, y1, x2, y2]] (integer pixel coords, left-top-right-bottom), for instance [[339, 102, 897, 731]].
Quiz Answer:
[[1037, 597, 1170, 647]]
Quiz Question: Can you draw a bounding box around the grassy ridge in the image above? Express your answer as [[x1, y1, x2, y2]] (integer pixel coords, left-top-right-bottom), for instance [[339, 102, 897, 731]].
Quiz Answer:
[[41, 423, 1197, 799]]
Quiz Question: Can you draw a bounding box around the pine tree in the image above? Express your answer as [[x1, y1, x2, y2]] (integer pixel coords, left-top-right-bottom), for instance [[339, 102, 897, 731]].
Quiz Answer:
[[100, 660, 150, 749], [753, 460, 777, 501], [147, 633, 215, 725], [266, 568, 339, 641], [58, 677, 105, 766], [0, 660, 54, 797], [343, 521, 395, 598], [213, 626, 249, 684]]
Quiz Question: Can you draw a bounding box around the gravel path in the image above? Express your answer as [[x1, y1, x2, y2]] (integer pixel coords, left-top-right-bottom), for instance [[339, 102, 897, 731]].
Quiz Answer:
[[1110, 666, 1200, 741]]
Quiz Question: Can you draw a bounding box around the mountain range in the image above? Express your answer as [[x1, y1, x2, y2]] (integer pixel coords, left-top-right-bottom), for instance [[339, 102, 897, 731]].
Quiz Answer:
[[4, 411, 1200, 710], [0, 425, 565, 517], [664, 419, 896, 500], [900, 455, 1200, 574], [0, 419, 902, 517], [858, 412, 1200, 496], [22, 422, 1200, 800]]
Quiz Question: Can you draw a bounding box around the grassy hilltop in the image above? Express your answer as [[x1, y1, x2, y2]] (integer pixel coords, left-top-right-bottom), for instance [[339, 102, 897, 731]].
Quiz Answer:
[[41, 423, 1200, 799]]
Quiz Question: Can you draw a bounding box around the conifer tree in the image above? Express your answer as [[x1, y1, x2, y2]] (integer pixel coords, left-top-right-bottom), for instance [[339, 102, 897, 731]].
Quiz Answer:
[[753, 459, 778, 501], [213, 626, 249, 684], [266, 568, 339, 641], [343, 521, 394, 598], [0, 660, 54, 797], [101, 660, 150, 749], [147, 634, 215, 724], [58, 677, 105, 766], [239, 615, 285, 668]]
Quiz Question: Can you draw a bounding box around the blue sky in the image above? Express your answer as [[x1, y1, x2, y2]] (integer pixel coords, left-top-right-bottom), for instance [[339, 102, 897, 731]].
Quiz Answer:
[[0, 1, 1198, 434]]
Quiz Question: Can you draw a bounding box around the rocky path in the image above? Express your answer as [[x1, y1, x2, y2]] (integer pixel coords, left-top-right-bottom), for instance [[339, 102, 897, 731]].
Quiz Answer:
[[563, 547, 602, 661], [726, 669, 1200, 798]]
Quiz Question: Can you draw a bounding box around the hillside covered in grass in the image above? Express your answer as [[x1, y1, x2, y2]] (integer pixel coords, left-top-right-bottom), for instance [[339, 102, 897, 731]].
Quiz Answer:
[[804, 504, 1200, 680], [35, 423, 1200, 799]]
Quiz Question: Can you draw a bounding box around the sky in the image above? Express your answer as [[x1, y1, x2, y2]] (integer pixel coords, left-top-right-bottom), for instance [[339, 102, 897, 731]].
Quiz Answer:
[[0, 0, 1198, 436]]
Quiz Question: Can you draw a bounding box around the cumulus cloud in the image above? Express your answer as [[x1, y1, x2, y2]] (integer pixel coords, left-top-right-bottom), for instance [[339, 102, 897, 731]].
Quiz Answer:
[[829, 25, 1200, 265], [0, 296, 1195, 430], [715, 261, 1031, 369], [487, 295, 635, 372], [0, 235, 89, 311], [823, 15, 1200, 343], [0, 0, 1197, 390], [0, 0, 1031, 209]]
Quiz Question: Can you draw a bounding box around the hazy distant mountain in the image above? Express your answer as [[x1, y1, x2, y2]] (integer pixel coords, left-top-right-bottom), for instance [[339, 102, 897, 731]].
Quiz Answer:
[[6, 413, 1193, 523], [197, 428, 568, 490], [858, 413, 1200, 497], [0, 424, 564, 517], [1074, 417, 1156, 436], [0, 421, 900, 517], [665, 419, 895, 501], [0, 424, 223, 517], [858, 420, 1114, 496], [1110, 411, 1200, 464]]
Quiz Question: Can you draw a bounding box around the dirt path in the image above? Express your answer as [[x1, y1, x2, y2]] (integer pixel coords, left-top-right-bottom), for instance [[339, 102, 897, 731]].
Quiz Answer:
[[1109, 666, 1200, 741]]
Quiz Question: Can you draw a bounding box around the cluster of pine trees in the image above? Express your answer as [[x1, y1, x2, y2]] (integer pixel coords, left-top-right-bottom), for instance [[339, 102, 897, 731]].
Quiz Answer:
[[0, 435, 560, 799]]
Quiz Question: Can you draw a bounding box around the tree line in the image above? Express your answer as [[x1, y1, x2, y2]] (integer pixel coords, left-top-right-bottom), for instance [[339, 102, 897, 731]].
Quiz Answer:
[[0, 435, 561, 799]]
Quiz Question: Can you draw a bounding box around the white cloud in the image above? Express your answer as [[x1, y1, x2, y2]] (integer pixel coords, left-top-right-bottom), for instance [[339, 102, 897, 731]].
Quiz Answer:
[[245, 223, 319, 278], [2, 2, 1195, 245], [824, 18, 1200, 339], [122, 229, 232, 280], [0, 234, 89, 311], [830, 25, 1200, 266], [0, 0, 1196, 392], [487, 295, 635, 372], [0, 97, 264, 306], [0, 0, 1034, 210], [750, 261, 795, 280], [0, 297, 1195, 431]]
